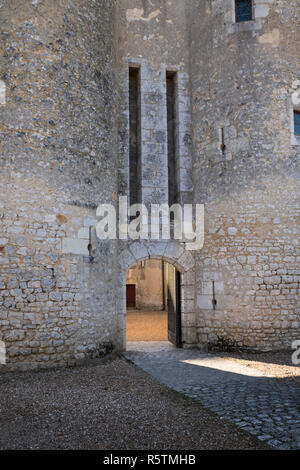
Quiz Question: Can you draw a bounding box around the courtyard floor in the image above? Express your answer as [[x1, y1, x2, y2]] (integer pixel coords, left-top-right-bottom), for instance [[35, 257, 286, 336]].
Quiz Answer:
[[126, 309, 168, 341], [0, 355, 269, 450], [125, 342, 300, 450]]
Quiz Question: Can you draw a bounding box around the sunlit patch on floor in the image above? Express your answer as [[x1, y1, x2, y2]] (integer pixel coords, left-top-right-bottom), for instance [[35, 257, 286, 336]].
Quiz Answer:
[[181, 356, 300, 379], [180, 357, 270, 377], [0, 341, 6, 365], [219, 356, 300, 379]]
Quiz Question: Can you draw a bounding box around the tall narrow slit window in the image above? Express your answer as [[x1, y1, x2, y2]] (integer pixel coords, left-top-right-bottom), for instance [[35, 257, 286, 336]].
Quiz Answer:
[[129, 67, 141, 207], [294, 110, 300, 136], [166, 71, 178, 207], [235, 0, 253, 23]]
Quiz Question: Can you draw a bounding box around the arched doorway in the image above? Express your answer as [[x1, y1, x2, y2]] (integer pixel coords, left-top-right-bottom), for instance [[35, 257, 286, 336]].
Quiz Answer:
[[117, 241, 196, 351], [126, 259, 182, 347]]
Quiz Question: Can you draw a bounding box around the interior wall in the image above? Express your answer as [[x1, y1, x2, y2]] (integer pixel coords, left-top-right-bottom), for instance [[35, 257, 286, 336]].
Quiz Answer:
[[127, 259, 165, 310]]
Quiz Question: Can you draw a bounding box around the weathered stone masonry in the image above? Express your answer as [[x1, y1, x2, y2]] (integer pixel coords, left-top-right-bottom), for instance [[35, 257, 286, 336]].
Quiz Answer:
[[190, 0, 300, 349], [0, 0, 119, 369], [0, 0, 299, 370]]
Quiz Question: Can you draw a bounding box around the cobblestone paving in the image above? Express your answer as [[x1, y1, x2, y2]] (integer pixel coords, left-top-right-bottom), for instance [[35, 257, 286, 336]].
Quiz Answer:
[[125, 342, 300, 450]]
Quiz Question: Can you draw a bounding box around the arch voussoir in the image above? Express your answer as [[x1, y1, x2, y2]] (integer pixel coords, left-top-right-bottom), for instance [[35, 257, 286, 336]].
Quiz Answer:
[[118, 247, 136, 271], [147, 241, 168, 258], [164, 241, 185, 262], [128, 242, 149, 264], [176, 250, 195, 272]]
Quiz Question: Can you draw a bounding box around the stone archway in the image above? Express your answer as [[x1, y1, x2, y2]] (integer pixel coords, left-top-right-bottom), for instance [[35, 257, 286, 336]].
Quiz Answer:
[[116, 241, 196, 350]]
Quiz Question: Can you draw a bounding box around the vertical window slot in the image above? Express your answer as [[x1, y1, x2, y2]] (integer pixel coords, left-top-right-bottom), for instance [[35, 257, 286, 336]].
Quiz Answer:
[[166, 71, 178, 207], [129, 67, 141, 207]]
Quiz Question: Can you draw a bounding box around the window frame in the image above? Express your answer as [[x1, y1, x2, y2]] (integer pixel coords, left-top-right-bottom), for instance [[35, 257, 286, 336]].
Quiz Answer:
[[235, 0, 253, 23], [294, 110, 300, 136]]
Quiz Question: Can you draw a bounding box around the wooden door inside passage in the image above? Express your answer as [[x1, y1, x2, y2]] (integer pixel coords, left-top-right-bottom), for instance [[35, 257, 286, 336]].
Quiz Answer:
[[167, 264, 182, 347], [126, 284, 136, 309]]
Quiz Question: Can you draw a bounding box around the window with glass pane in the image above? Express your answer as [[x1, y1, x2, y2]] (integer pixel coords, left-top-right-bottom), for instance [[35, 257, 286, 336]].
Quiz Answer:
[[294, 111, 300, 135], [236, 0, 252, 23]]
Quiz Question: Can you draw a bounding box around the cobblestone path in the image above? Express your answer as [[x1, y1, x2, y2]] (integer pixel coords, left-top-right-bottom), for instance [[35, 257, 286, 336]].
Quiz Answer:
[[125, 342, 300, 450]]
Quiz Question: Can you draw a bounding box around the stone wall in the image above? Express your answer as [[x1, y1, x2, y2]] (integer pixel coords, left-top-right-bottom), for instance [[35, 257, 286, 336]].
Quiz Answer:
[[115, 0, 197, 347], [116, 0, 193, 206], [189, 0, 300, 350], [0, 0, 119, 369], [0, 0, 299, 370]]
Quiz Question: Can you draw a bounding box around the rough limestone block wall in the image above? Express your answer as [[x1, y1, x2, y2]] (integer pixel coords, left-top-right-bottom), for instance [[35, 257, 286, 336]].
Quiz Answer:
[[139, 61, 169, 207], [0, 0, 118, 370], [190, 0, 300, 350], [116, 0, 193, 208]]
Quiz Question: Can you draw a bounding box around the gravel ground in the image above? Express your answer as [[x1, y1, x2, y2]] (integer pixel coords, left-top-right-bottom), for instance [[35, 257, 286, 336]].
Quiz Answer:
[[0, 356, 270, 450], [127, 310, 168, 342]]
